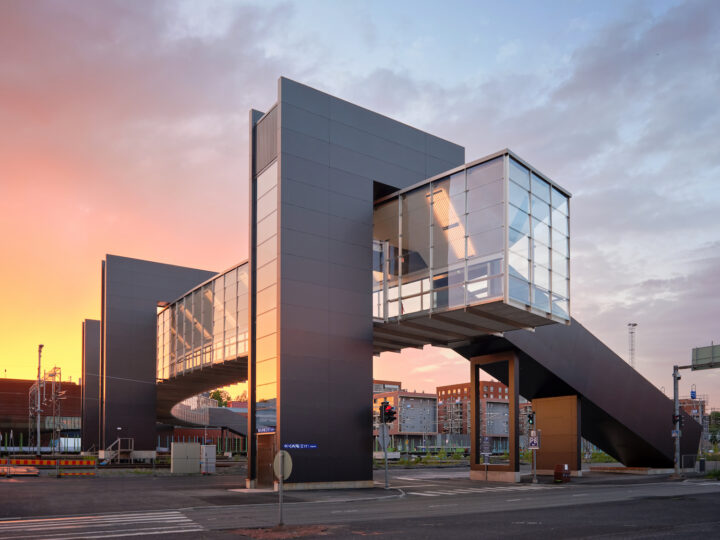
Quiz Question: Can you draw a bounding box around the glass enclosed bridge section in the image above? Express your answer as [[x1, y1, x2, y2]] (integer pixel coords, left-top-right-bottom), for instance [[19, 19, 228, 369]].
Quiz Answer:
[[155, 262, 249, 423], [372, 150, 571, 354]]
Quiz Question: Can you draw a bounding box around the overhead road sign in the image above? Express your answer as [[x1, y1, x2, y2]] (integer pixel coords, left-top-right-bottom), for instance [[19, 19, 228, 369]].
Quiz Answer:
[[691, 344, 720, 371]]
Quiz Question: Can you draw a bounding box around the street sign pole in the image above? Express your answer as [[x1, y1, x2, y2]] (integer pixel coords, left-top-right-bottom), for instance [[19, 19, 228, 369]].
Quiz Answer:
[[278, 453, 284, 527], [273, 451, 292, 527]]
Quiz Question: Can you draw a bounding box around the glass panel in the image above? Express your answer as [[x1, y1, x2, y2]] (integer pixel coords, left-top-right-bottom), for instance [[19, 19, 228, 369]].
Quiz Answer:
[[449, 284, 465, 307], [256, 284, 277, 317], [531, 194, 550, 224], [432, 179, 466, 267], [508, 181, 529, 213], [552, 209, 568, 236], [374, 200, 400, 278], [256, 308, 276, 339], [509, 252, 529, 280], [552, 273, 569, 298], [468, 258, 503, 281], [466, 203, 503, 235], [256, 259, 277, 292], [509, 228, 530, 258], [467, 157, 503, 190], [509, 158, 530, 190], [467, 180, 502, 212], [508, 205, 530, 235], [257, 186, 277, 221], [531, 173, 550, 203], [256, 161, 277, 199], [509, 276, 530, 304], [402, 294, 423, 315], [257, 211, 277, 245], [448, 171, 466, 195], [532, 218, 550, 245], [551, 187, 568, 215], [401, 187, 431, 290], [552, 230, 569, 256], [533, 240, 550, 267], [387, 299, 399, 318], [256, 382, 277, 402], [552, 250, 568, 276], [256, 358, 276, 386], [467, 229, 503, 259], [534, 264, 550, 290], [467, 276, 503, 302], [552, 294, 569, 319], [532, 286, 551, 312]]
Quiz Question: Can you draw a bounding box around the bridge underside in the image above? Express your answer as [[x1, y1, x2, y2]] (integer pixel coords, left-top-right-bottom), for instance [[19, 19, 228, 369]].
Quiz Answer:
[[373, 301, 557, 355], [156, 356, 248, 425], [453, 318, 701, 468]]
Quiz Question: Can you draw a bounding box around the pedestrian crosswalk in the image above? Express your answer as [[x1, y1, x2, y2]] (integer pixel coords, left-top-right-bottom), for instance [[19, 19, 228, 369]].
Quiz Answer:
[[0, 510, 204, 539], [407, 485, 552, 497]]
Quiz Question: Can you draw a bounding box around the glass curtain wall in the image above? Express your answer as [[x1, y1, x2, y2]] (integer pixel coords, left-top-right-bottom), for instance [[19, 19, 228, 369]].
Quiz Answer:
[[157, 264, 249, 380], [373, 153, 570, 323], [507, 157, 569, 320], [373, 156, 506, 320], [254, 161, 278, 429]]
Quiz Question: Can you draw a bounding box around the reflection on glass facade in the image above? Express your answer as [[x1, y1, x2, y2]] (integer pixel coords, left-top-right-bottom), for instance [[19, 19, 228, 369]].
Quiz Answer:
[[157, 263, 249, 380], [254, 160, 278, 430], [373, 152, 570, 323]]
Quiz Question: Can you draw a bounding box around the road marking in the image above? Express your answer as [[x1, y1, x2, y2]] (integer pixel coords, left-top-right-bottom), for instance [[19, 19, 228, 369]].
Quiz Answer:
[[0, 510, 204, 539], [429, 504, 458, 508], [572, 493, 589, 497], [331, 509, 358, 514], [406, 485, 552, 498], [506, 498, 522, 502], [394, 471, 471, 480]]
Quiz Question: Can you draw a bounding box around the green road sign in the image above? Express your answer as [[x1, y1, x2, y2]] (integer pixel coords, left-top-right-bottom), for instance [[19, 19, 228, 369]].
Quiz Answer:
[[691, 345, 720, 371]]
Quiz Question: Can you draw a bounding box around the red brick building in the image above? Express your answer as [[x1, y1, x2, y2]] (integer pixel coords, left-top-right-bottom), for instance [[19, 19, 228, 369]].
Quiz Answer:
[[0, 378, 81, 446], [437, 381, 510, 434]]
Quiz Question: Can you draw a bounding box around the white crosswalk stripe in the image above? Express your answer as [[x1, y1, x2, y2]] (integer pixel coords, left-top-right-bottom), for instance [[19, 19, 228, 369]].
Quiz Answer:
[[408, 485, 552, 497], [0, 510, 204, 539]]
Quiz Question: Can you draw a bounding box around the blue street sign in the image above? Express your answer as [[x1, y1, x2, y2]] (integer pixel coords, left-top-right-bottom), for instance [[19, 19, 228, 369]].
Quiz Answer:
[[282, 443, 318, 450], [529, 435, 540, 450], [690, 390, 696, 399]]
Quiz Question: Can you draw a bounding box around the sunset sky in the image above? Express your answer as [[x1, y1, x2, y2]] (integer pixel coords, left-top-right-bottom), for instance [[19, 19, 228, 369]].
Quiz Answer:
[[1, 0, 718, 408]]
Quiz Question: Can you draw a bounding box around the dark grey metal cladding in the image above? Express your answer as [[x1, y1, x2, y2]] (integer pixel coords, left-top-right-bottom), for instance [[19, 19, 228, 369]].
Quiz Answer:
[[455, 318, 701, 467], [101, 255, 216, 450], [276, 77, 465, 484], [81, 319, 101, 451]]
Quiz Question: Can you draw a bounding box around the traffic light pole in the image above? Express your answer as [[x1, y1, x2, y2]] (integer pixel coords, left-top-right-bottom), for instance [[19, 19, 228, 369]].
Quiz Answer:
[[673, 364, 681, 477], [383, 423, 389, 490]]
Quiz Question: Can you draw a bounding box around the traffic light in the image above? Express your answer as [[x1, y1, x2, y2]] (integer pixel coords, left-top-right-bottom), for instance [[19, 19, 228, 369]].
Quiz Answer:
[[672, 414, 681, 426], [385, 405, 397, 424], [528, 412, 535, 426], [379, 401, 389, 423]]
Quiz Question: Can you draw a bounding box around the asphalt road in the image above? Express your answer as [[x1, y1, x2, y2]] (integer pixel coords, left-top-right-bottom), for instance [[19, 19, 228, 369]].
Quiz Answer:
[[1, 467, 719, 538]]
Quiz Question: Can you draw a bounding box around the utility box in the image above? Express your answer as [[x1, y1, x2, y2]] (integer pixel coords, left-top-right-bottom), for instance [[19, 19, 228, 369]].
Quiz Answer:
[[171, 442, 200, 474], [200, 445, 216, 474]]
